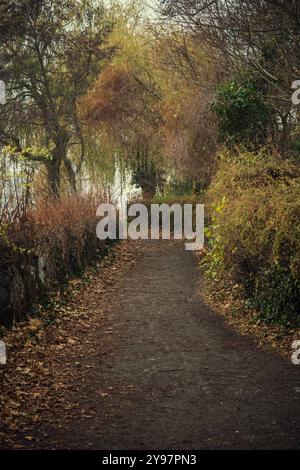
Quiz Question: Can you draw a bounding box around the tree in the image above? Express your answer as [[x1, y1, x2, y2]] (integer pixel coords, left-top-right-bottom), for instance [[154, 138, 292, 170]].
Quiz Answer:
[[80, 0, 223, 194], [0, 0, 41, 40], [0, 0, 114, 196], [79, 56, 163, 197], [160, 0, 300, 154]]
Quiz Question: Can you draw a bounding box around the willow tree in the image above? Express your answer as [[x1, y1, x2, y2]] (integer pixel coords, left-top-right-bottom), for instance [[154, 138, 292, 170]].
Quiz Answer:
[[79, 59, 163, 198], [0, 0, 114, 196]]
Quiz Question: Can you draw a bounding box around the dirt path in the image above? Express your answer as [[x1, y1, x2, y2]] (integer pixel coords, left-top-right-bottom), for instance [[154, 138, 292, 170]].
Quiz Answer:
[[1, 240, 300, 449]]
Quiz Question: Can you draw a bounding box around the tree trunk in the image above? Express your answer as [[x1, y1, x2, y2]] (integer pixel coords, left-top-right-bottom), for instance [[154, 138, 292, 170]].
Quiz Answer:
[[63, 156, 77, 193], [47, 160, 61, 197], [47, 132, 69, 197]]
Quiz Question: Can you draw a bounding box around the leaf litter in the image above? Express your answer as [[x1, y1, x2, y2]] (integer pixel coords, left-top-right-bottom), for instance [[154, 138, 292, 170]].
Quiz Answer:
[[0, 240, 142, 449]]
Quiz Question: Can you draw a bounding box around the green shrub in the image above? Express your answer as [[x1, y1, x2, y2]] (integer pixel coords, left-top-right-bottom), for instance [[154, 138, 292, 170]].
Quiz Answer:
[[212, 76, 271, 145], [204, 147, 300, 325]]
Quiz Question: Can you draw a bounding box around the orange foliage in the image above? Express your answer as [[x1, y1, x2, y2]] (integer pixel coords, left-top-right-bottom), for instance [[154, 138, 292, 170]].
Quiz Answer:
[[79, 64, 140, 129], [79, 63, 159, 148], [159, 86, 217, 180]]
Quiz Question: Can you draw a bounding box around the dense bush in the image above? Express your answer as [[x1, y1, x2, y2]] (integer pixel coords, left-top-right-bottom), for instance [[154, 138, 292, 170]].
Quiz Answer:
[[0, 194, 108, 326], [204, 148, 300, 324], [212, 76, 271, 146]]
